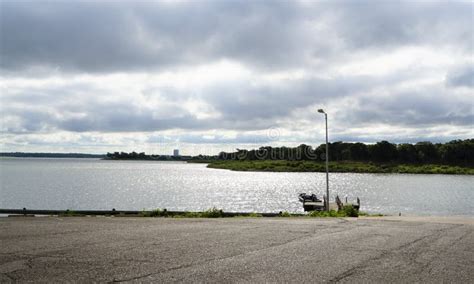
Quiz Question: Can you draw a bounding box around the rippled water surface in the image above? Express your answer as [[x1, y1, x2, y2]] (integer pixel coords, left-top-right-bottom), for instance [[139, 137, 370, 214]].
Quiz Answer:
[[1, 158, 473, 216]]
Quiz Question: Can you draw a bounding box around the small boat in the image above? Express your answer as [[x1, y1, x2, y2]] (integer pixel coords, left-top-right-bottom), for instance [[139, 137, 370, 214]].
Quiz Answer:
[[298, 193, 322, 203], [298, 193, 325, 211]]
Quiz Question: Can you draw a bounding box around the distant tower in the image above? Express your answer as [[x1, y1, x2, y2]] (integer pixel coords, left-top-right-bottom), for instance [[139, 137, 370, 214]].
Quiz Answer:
[[173, 149, 179, 157]]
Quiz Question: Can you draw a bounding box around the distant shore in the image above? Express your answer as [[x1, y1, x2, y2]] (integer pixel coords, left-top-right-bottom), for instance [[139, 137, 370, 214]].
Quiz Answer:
[[205, 160, 474, 175], [2, 155, 471, 174], [0, 152, 105, 158]]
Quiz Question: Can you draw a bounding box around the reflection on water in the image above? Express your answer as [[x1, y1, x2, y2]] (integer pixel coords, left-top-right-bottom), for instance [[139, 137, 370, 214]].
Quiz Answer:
[[1, 158, 473, 216]]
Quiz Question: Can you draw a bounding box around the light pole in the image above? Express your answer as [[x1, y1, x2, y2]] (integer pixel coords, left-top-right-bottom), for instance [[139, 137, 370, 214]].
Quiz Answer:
[[318, 109, 329, 211]]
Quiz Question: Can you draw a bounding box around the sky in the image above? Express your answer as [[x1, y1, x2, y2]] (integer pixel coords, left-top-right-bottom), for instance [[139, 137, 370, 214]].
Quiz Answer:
[[0, 0, 473, 155]]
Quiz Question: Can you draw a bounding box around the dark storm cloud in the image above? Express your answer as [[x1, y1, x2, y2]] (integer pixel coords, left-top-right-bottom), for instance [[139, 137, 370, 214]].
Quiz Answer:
[[1, 1, 471, 73], [0, 0, 309, 72]]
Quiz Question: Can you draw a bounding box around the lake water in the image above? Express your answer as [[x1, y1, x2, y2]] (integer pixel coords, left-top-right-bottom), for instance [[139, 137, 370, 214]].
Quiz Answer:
[[0, 158, 473, 216]]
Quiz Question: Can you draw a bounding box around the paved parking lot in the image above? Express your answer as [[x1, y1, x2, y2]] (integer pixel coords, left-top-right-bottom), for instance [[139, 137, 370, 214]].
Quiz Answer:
[[0, 216, 473, 282]]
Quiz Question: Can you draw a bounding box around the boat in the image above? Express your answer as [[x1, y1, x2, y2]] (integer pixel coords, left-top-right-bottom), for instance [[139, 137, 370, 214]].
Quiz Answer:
[[298, 193, 325, 211]]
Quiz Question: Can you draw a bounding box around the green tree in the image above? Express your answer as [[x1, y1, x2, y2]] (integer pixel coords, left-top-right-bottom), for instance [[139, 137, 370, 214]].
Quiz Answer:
[[397, 144, 418, 163], [414, 142, 438, 163], [349, 143, 369, 161], [368, 141, 398, 162]]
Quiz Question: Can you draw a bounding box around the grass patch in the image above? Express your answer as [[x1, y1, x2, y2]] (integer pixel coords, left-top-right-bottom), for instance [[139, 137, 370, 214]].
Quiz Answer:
[[141, 208, 168, 217], [182, 212, 202, 218], [308, 210, 344, 217], [246, 212, 263, 217], [55, 208, 378, 219], [200, 207, 224, 218], [307, 206, 360, 218], [141, 208, 225, 218], [342, 205, 359, 217], [358, 212, 384, 217], [279, 211, 292, 217], [59, 209, 80, 217]]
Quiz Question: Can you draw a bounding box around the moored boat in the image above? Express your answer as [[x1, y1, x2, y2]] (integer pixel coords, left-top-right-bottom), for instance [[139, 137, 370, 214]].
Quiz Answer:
[[298, 193, 325, 211]]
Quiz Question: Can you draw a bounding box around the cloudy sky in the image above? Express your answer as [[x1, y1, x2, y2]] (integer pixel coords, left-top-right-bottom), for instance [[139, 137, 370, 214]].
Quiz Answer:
[[0, 0, 473, 155]]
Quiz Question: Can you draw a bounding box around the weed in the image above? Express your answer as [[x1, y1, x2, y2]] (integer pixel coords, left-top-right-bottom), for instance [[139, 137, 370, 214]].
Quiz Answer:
[[141, 208, 168, 217], [342, 205, 359, 217], [200, 207, 224, 218], [279, 211, 292, 217]]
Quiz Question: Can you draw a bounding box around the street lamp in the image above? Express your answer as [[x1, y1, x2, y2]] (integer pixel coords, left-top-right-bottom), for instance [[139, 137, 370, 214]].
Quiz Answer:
[[318, 109, 330, 211]]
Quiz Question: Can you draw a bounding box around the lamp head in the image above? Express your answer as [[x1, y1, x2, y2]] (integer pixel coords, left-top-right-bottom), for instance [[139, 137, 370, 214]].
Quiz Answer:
[[318, 109, 325, 114]]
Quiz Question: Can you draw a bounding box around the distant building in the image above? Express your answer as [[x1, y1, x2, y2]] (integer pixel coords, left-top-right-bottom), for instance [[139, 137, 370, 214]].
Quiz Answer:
[[173, 149, 179, 157]]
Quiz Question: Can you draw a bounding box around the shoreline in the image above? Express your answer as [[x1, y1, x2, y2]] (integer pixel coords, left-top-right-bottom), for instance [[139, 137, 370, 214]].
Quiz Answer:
[[2, 209, 473, 223], [2, 157, 472, 175], [205, 160, 474, 175]]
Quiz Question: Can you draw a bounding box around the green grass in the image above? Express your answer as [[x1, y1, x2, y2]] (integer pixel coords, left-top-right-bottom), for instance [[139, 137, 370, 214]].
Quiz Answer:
[[59, 209, 79, 217], [141, 208, 169, 217], [308, 210, 343, 217], [307, 206, 359, 218], [207, 160, 474, 175], [53, 207, 380, 219], [142, 207, 225, 218], [200, 207, 225, 218], [139, 208, 307, 218], [29, 207, 386, 218], [358, 212, 384, 217], [279, 211, 292, 217]]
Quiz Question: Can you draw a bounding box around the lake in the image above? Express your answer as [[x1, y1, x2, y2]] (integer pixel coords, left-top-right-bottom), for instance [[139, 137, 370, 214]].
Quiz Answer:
[[0, 158, 473, 216]]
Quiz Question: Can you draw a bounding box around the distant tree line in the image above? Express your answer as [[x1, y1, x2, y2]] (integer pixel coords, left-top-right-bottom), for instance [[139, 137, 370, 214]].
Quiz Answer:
[[5, 139, 472, 165], [0, 152, 105, 158], [105, 152, 196, 161], [217, 139, 474, 165]]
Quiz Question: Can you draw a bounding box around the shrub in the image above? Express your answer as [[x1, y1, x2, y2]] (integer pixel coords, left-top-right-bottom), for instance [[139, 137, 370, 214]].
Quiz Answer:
[[308, 211, 323, 217], [141, 208, 168, 217], [308, 210, 341, 217], [342, 205, 359, 217], [182, 212, 201, 218], [308, 208, 359, 218], [61, 209, 77, 217], [201, 207, 224, 218]]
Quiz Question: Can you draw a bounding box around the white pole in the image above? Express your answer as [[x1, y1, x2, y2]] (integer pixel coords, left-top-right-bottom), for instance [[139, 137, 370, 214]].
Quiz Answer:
[[325, 113, 329, 211]]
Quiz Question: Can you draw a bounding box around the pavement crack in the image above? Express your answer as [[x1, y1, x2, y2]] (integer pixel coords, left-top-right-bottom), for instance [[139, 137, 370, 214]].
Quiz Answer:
[[329, 229, 442, 283], [1, 272, 16, 282]]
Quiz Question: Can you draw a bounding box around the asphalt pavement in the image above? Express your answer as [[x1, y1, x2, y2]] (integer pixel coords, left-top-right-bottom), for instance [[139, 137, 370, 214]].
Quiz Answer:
[[0, 216, 472, 283]]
